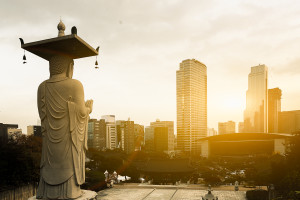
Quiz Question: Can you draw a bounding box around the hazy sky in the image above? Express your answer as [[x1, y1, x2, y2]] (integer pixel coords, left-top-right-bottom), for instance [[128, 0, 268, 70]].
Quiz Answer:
[[1, 0, 300, 134]]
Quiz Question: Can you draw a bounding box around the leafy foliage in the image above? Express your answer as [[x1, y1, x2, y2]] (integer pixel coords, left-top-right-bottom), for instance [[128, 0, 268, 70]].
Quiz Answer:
[[0, 134, 42, 188], [246, 189, 268, 200]]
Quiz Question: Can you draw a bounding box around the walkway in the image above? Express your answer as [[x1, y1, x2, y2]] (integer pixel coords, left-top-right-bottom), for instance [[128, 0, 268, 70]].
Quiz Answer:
[[97, 188, 247, 200]]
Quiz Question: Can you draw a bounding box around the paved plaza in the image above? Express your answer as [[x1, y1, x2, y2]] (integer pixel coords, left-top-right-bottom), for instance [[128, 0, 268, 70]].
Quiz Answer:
[[97, 187, 247, 200]]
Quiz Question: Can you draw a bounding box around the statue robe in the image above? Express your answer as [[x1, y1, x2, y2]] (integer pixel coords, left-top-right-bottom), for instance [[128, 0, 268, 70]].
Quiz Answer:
[[36, 77, 89, 199]]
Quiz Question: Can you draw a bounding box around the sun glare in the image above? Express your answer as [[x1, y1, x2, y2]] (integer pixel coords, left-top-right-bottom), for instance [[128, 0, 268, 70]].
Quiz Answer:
[[223, 97, 244, 110]]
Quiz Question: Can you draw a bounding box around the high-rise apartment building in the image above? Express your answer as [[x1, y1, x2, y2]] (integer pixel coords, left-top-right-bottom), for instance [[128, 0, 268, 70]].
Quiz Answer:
[[150, 119, 175, 152], [27, 125, 42, 137], [244, 64, 268, 133], [238, 122, 244, 133], [144, 126, 154, 152], [218, 123, 226, 135], [88, 119, 106, 150], [278, 110, 300, 134], [218, 121, 236, 135], [116, 120, 135, 154], [116, 120, 124, 149], [176, 59, 207, 153], [154, 127, 168, 153], [134, 124, 144, 151], [102, 115, 117, 150], [88, 119, 96, 149], [207, 128, 217, 137], [268, 88, 282, 133]]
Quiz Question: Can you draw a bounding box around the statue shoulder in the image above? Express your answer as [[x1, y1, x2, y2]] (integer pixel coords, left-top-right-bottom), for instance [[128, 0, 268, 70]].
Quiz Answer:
[[68, 79, 84, 90], [68, 78, 83, 85], [38, 80, 47, 88], [67, 79, 85, 105], [37, 80, 47, 93]]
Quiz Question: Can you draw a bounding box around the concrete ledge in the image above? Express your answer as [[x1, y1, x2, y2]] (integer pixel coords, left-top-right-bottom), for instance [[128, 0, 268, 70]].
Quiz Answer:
[[28, 190, 97, 200]]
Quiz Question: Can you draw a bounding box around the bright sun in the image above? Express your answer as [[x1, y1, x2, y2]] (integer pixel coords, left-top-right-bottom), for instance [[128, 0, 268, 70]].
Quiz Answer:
[[223, 97, 244, 110]]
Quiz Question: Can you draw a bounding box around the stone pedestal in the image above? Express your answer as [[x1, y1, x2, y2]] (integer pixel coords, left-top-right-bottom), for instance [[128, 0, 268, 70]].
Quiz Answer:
[[28, 190, 97, 200]]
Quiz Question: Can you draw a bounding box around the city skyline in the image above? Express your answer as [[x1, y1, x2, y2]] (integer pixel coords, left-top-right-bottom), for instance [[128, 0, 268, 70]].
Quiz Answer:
[[1, 1, 300, 134]]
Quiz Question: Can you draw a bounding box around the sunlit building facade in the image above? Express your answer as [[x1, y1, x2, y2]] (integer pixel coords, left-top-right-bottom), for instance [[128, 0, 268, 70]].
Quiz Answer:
[[176, 59, 207, 153], [102, 115, 117, 150], [244, 64, 268, 133], [207, 128, 217, 137], [278, 110, 300, 134], [199, 133, 289, 158], [144, 126, 154, 152], [27, 125, 42, 137], [268, 88, 282, 133], [238, 122, 244, 133], [116, 120, 135, 154], [218, 121, 236, 135], [154, 127, 168, 153]]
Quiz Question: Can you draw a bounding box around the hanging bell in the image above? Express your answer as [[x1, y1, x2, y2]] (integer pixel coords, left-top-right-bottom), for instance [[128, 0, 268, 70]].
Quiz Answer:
[[23, 53, 27, 64], [95, 60, 99, 69], [95, 46, 100, 69]]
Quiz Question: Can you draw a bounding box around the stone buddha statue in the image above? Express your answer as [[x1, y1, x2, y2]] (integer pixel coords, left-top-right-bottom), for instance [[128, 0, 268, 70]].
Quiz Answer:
[[21, 21, 98, 200], [36, 55, 93, 199]]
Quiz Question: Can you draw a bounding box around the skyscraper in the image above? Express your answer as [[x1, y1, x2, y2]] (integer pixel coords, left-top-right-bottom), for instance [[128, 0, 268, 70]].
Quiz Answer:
[[268, 88, 282, 133], [244, 64, 268, 133], [176, 59, 207, 153]]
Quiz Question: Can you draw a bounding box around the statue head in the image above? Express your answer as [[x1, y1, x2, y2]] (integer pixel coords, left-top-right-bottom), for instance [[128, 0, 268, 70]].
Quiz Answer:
[[49, 55, 74, 78]]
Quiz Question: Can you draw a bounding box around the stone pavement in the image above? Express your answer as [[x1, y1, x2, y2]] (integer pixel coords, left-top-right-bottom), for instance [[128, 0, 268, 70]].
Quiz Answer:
[[97, 188, 247, 200]]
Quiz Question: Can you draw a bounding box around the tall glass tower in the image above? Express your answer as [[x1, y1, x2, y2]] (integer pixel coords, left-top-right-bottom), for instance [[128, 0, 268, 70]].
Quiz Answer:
[[176, 59, 207, 153], [244, 64, 268, 133]]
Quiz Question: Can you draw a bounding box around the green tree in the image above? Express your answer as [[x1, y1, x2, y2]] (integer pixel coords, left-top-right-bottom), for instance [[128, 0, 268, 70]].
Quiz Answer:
[[271, 132, 300, 198], [0, 134, 42, 188]]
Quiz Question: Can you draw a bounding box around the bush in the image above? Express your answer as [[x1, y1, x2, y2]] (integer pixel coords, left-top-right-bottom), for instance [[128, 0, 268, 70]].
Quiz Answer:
[[82, 170, 106, 191], [0, 135, 42, 187], [246, 189, 268, 200]]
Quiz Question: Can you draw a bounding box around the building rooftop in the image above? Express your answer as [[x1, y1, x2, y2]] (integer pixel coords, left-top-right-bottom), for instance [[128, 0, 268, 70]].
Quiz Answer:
[[138, 159, 194, 173], [198, 133, 291, 142]]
